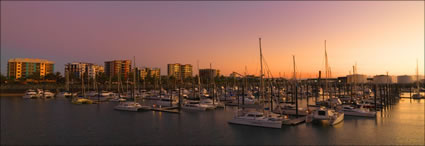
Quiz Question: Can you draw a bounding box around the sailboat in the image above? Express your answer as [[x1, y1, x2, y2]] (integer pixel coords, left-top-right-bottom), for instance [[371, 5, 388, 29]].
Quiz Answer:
[[115, 57, 146, 111], [228, 38, 283, 129], [110, 67, 127, 102], [412, 59, 424, 99], [57, 71, 74, 98], [274, 56, 308, 116], [72, 71, 94, 104], [182, 61, 216, 110], [201, 63, 225, 108], [307, 40, 344, 126]]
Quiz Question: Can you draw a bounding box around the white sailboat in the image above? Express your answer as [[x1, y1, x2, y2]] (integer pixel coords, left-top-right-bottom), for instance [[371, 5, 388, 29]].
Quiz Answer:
[[228, 38, 283, 128], [340, 105, 376, 117], [228, 110, 283, 129], [72, 72, 94, 104], [115, 56, 147, 111], [412, 59, 424, 99]]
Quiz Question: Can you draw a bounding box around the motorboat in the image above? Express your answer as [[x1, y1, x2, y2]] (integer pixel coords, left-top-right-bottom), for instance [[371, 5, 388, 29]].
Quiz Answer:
[[39, 90, 55, 98], [22, 89, 39, 99], [308, 107, 344, 126]]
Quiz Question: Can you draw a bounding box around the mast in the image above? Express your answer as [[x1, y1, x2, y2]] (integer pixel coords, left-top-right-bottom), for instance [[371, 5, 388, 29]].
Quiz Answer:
[[197, 60, 201, 98], [293, 55, 298, 117], [293, 55, 296, 81], [118, 67, 121, 97], [82, 71, 85, 97], [133, 56, 136, 101], [324, 40, 331, 108], [259, 38, 264, 106], [65, 70, 69, 91]]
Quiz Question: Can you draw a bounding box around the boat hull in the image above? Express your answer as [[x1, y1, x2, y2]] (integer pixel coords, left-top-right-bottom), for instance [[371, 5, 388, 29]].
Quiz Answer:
[[343, 111, 376, 117], [228, 118, 282, 129]]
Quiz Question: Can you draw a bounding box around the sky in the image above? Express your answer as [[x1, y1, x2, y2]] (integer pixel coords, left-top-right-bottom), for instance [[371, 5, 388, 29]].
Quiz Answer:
[[1, 1, 424, 78]]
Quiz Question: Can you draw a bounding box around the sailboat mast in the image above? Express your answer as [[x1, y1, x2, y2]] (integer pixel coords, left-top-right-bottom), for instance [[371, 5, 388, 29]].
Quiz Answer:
[[65, 70, 69, 91], [324, 40, 329, 99], [293, 55, 296, 81], [82, 71, 85, 97], [133, 56, 136, 101], [197, 60, 201, 97], [259, 38, 264, 103]]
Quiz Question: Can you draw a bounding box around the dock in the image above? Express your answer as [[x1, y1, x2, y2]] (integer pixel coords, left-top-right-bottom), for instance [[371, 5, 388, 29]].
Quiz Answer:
[[283, 117, 306, 125]]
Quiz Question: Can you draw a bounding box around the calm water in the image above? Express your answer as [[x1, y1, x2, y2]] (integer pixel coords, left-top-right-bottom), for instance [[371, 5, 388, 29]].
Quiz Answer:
[[1, 96, 424, 145]]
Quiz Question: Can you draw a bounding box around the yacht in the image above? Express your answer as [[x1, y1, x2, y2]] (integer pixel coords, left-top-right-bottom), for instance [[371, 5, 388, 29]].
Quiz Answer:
[[340, 105, 376, 117], [228, 110, 283, 129], [22, 89, 39, 99], [114, 101, 144, 112], [308, 107, 344, 126]]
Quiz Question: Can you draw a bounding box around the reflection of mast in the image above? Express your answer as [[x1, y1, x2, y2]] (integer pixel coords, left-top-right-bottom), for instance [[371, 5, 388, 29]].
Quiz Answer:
[[417, 59, 420, 93]]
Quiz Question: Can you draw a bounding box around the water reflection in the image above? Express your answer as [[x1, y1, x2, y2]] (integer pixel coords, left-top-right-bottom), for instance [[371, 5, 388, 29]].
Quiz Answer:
[[1, 96, 424, 145]]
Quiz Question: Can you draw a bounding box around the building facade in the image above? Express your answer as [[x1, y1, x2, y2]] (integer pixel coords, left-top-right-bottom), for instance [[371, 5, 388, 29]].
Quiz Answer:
[[7, 58, 55, 79], [104, 60, 131, 79], [346, 74, 368, 84], [199, 69, 220, 83], [373, 75, 394, 84], [137, 67, 161, 80], [65, 62, 104, 79], [167, 63, 192, 80], [180, 64, 193, 79], [397, 75, 413, 84]]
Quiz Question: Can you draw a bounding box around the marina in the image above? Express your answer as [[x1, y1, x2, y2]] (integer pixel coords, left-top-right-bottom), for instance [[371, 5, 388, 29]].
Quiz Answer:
[[0, 94, 423, 145], [1, 1, 424, 145]]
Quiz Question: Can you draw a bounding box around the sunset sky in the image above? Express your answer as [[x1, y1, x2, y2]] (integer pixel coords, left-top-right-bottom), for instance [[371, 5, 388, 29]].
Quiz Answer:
[[1, 1, 424, 78]]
